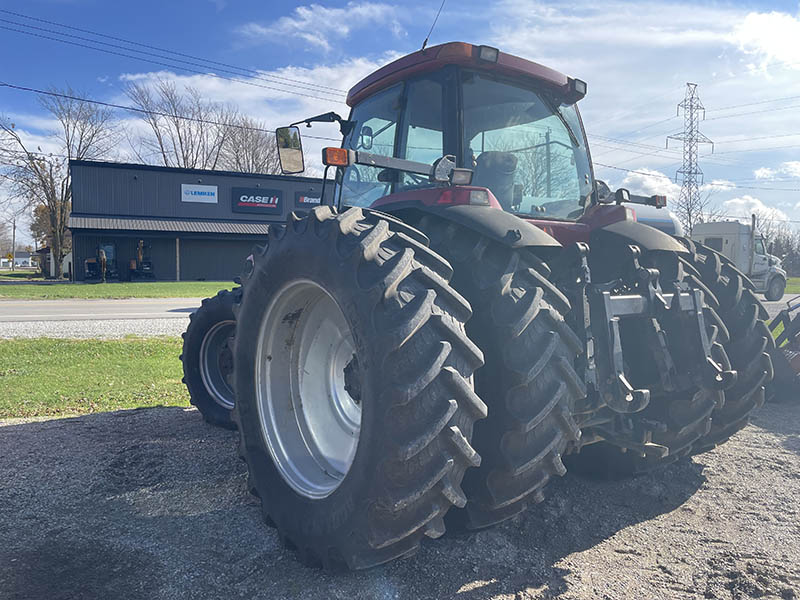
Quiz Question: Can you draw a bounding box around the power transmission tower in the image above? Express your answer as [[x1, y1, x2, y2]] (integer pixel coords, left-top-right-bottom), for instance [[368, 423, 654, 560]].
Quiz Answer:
[[667, 83, 713, 234]]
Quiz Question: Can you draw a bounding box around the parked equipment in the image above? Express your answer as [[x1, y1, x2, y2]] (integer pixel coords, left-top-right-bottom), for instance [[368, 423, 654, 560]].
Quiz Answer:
[[692, 216, 787, 301], [181, 289, 238, 428], [129, 239, 156, 281], [184, 42, 773, 570], [84, 243, 119, 282], [766, 296, 800, 401]]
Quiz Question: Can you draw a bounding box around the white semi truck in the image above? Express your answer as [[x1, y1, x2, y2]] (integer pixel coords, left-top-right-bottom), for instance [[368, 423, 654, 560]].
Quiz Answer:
[[692, 216, 787, 301]]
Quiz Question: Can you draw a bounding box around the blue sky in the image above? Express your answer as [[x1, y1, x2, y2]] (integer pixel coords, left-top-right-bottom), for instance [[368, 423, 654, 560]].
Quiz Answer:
[[3, 0, 800, 242]]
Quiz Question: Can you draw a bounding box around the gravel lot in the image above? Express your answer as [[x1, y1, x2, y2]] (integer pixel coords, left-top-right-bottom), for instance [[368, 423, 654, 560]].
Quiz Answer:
[[1, 401, 799, 599], [0, 317, 190, 339]]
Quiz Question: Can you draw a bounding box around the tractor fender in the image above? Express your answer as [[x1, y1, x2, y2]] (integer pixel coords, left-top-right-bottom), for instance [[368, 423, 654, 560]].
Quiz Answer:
[[376, 203, 562, 249], [590, 220, 688, 254]]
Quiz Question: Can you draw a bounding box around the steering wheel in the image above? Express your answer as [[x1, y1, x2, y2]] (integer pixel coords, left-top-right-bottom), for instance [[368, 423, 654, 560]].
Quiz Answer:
[[405, 172, 427, 185], [537, 198, 575, 217]]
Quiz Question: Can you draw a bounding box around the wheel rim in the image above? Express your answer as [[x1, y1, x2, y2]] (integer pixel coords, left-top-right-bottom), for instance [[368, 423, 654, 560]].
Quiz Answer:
[[255, 279, 361, 499], [770, 280, 783, 299], [199, 320, 236, 409]]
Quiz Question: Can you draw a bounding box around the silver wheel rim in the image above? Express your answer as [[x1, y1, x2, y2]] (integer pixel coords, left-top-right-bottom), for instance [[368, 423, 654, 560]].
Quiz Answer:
[[199, 320, 236, 409], [256, 279, 361, 499]]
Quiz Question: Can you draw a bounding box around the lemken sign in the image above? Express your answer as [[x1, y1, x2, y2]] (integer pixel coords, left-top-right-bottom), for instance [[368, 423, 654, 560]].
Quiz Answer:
[[232, 187, 282, 215], [181, 184, 218, 204]]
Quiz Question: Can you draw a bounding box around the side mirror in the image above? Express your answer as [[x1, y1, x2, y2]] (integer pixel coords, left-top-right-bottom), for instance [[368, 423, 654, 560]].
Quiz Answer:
[[649, 195, 667, 208], [359, 125, 374, 150], [276, 126, 305, 174], [614, 188, 630, 204]]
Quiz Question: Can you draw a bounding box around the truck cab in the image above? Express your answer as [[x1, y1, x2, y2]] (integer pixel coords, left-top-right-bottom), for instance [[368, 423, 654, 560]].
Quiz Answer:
[[692, 219, 787, 300]]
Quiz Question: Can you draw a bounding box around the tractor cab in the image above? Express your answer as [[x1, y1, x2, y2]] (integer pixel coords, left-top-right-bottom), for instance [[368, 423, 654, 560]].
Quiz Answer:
[[280, 42, 595, 226], [339, 52, 592, 220]]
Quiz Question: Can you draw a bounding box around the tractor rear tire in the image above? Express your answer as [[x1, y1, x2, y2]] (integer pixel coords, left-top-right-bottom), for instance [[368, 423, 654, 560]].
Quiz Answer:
[[678, 239, 774, 454], [417, 215, 584, 530], [181, 288, 238, 429], [232, 207, 486, 570]]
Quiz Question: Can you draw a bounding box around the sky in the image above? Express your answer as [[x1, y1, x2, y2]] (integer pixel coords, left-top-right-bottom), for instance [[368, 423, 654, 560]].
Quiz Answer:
[[2, 0, 800, 244]]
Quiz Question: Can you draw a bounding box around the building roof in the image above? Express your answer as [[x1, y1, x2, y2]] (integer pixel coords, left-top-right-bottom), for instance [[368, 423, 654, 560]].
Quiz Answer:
[[14, 251, 32, 259], [69, 159, 323, 183], [68, 215, 270, 235]]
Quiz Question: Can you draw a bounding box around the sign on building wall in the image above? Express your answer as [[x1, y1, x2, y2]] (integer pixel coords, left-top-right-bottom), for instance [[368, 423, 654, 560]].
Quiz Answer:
[[232, 187, 282, 215], [295, 191, 321, 207], [181, 184, 218, 204]]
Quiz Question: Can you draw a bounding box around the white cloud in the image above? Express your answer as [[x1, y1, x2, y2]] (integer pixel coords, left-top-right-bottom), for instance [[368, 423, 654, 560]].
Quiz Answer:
[[620, 168, 682, 202], [723, 195, 788, 221], [752, 161, 800, 179], [781, 161, 800, 178], [702, 179, 736, 192], [115, 54, 400, 172], [730, 11, 800, 71], [238, 2, 405, 51], [754, 167, 776, 179]]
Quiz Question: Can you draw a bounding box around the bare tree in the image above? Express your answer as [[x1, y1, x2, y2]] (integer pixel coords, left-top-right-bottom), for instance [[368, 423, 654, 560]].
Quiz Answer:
[[218, 115, 280, 174], [0, 86, 118, 278], [0, 219, 11, 257], [672, 189, 724, 235], [126, 78, 237, 170]]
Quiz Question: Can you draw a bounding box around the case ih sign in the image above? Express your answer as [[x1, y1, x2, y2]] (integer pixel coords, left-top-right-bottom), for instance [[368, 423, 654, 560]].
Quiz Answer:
[[232, 187, 282, 215]]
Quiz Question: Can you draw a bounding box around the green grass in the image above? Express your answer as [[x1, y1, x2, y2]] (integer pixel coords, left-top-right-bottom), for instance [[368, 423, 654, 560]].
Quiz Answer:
[[0, 281, 232, 299], [785, 277, 800, 295], [0, 269, 43, 281], [0, 337, 190, 418]]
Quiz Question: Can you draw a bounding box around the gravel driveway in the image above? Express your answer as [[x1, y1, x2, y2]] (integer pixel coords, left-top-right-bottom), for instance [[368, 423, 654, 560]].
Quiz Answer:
[[1, 401, 799, 599]]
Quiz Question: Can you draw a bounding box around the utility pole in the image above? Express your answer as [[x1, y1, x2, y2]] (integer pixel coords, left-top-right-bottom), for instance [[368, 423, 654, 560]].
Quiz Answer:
[[10, 214, 15, 273], [667, 83, 713, 234]]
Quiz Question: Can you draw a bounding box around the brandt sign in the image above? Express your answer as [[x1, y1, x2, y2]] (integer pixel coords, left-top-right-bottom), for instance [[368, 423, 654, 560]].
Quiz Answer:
[[232, 187, 282, 215], [295, 191, 321, 207], [181, 184, 218, 204]]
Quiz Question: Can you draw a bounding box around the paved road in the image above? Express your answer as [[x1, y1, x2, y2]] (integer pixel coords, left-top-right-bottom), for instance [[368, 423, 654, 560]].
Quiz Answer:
[[0, 298, 199, 338], [762, 294, 798, 320], [0, 293, 794, 339]]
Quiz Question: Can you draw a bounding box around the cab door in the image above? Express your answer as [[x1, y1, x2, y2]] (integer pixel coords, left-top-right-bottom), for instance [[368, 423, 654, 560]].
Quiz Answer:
[[751, 237, 770, 289]]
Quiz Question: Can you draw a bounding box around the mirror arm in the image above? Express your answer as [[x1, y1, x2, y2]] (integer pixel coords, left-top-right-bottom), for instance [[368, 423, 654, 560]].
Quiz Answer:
[[291, 111, 355, 137]]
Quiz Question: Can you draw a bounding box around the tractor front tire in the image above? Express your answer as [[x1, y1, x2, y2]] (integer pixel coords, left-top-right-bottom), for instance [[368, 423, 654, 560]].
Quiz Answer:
[[417, 216, 584, 530], [678, 239, 774, 454], [181, 288, 238, 429], [232, 207, 486, 570]]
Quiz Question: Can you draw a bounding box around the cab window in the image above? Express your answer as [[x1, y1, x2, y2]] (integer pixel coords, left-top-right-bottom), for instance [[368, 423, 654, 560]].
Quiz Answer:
[[461, 70, 591, 219], [755, 238, 767, 255], [397, 77, 444, 191], [339, 84, 403, 207]]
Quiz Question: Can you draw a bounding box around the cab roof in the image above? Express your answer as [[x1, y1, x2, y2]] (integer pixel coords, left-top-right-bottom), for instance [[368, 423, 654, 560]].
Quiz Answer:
[[347, 42, 572, 107]]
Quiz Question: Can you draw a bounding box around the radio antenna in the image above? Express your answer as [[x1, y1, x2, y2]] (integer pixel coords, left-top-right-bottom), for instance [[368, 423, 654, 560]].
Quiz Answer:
[[421, 0, 446, 51]]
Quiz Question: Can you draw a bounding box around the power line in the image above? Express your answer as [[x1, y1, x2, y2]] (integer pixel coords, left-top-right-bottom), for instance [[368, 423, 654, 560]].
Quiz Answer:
[[0, 81, 342, 142], [707, 94, 800, 112], [594, 162, 800, 191], [0, 9, 348, 95], [0, 24, 348, 105], [704, 102, 800, 122]]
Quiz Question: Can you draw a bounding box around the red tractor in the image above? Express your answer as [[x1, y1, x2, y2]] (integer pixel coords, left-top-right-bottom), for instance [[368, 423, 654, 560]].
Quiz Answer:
[[182, 42, 773, 570]]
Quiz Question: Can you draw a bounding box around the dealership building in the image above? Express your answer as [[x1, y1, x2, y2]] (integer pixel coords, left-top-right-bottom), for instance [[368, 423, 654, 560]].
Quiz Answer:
[[68, 160, 329, 281]]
